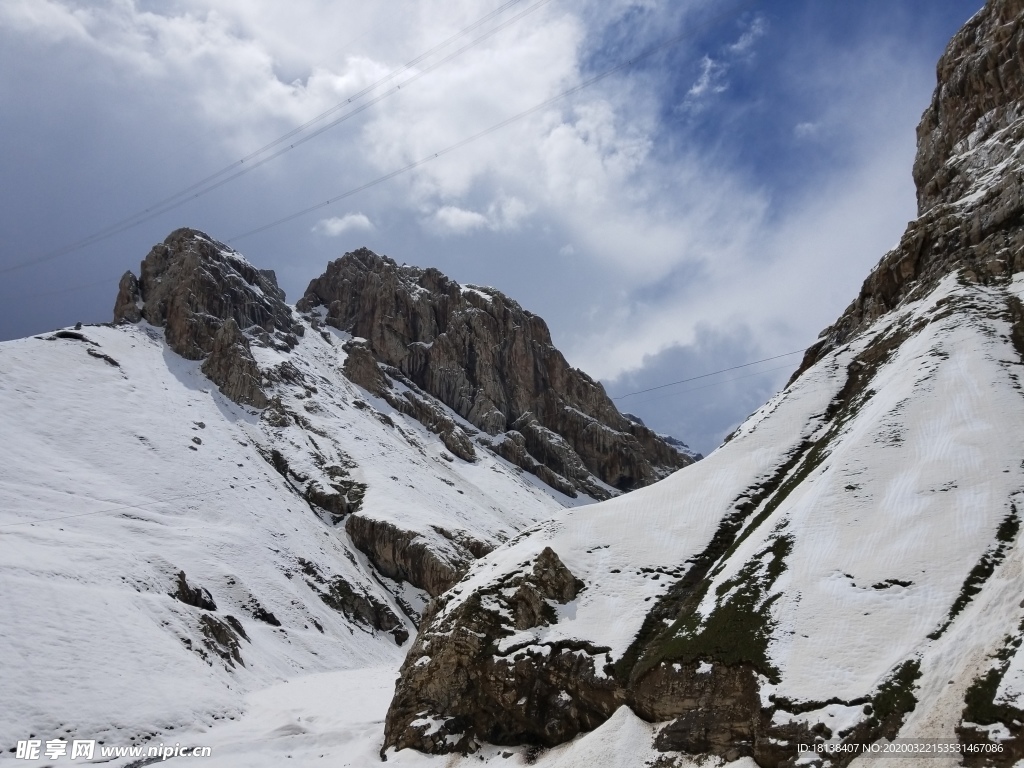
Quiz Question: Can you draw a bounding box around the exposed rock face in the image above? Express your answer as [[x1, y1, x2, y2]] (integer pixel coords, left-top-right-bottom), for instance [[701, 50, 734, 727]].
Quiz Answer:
[[112, 228, 300, 406], [169, 570, 217, 612], [340, 349, 480, 463], [345, 514, 476, 598], [297, 558, 408, 645], [340, 338, 389, 397], [383, 542, 832, 764], [914, 0, 1024, 213], [382, 547, 620, 755], [113, 271, 142, 323], [298, 250, 693, 497], [795, 0, 1024, 376], [201, 318, 268, 408], [491, 430, 579, 498]]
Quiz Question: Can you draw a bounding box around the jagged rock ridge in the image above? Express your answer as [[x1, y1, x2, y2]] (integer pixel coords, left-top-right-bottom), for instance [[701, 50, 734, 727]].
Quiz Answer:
[[795, 0, 1024, 375], [382, 1, 1024, 765], [114, 227, 301, 406], [297, 250, 694, 499], [6, 215, 641, 749], [104, 226, 697, 624]]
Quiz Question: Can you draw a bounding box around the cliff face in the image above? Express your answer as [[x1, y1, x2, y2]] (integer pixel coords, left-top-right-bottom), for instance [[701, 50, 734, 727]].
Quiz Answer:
[[114, 228, 300, 406], [297, 250, 694, 498], [107, 228, 698, 626], [383, 1, 1024, 765], [796, 0, 1024, 374]]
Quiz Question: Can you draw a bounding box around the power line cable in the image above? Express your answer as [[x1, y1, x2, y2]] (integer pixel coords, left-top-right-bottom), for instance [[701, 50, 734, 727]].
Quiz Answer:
[[0, 0, 551, 277], [0, 484, 242, 530], [612, 347, 806, 399], [227, 0, 760, 243], [114, 0, 556, 237], [623, 361, 798, 407]]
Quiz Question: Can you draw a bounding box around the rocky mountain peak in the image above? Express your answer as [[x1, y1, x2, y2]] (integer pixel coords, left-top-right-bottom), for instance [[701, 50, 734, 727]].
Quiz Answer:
[[297, 248, 694, 498], [113, 227, 302, 405], [913, 0, 1024, 213], [795, 0, 1024, 377]]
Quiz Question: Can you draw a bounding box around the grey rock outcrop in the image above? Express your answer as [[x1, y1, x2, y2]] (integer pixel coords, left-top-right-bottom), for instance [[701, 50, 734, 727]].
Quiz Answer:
[[297, 250, 693, 497], [344, 515, 472, 597], [201, 318, 268, 408], [340, 338, 390, 397], [795, 0, 1024, 377], [170, 570, 217, 612], [113, 228, 299, 406], [340, 339, 479, 462], [297, 558, 408, 645], [113, 271, 142, 323], [382, 547, 617, 755]]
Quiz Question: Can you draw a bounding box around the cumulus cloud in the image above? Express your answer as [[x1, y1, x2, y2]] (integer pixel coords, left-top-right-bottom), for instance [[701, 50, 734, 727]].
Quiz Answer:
[[313, 213, 373, 236], [0, 0, 965, 451], [427, 195, 530, 235], [431, 205, 489, 234]]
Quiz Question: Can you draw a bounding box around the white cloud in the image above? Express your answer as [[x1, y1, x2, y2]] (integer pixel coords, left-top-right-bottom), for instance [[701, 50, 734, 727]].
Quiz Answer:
[[684, 55, 728, 107], [426, 195, 530, 235], [729, 16, 767, 55], [487, 195, 530, 230], [0, 0, 956, 448], [431, 205, 489, 234], [681, 15, 766, 113], [794, 121, 821, 139], [312, 213, 373, 236]]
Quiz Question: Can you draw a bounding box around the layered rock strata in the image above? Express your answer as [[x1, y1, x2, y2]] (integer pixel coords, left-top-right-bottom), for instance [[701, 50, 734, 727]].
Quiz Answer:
[[297, 251, 693, 497], [113, 228, 300, 406]]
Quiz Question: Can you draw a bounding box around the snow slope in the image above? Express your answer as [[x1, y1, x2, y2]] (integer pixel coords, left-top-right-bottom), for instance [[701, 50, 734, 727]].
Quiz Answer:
[[0, 315, 578, 755], [382, 266, 1024, 762]]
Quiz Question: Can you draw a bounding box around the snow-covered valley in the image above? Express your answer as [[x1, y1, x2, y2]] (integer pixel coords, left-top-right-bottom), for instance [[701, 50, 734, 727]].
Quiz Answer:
[[5, 1, 1024, 766]]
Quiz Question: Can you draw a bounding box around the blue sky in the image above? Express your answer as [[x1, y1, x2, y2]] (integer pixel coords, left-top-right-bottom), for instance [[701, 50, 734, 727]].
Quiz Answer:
[[0, 0, 982, 454]]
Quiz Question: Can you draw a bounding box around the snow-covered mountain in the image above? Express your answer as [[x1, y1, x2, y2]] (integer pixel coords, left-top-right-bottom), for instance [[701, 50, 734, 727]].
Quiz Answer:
[[0, 230, 691, 762], [380, 1, 1024, 766], [5, 1, 1024, 767]]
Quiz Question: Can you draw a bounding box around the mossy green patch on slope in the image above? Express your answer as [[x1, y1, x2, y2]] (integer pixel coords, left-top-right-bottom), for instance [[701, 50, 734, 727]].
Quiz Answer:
[[642, 534, 792, 683], [956, 622, 1024, 767], [961, 619, 1024, 727], [929, 505, 1019, 640], [620, 327, 913, 689], [871, 659, 921, 723]]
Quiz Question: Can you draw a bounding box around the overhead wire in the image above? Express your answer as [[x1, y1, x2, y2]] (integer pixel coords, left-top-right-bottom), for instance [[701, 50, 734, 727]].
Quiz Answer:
[[227, 0, 760, 243], [0, 0, 552, 277], [621, 361, 800, 408], [612, 346, 806, 400], [0, 484, 241, 530]]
